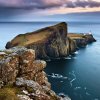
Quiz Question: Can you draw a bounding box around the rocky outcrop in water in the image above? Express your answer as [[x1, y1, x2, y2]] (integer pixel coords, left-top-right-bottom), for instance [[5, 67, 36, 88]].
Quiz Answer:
[[68, 33, 96, 48], [0, 47, 70, 100], [6, 22, 77, 60]]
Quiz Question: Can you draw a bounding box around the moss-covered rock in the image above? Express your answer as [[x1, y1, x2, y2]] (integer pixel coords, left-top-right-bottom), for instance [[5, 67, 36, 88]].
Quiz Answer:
[[0, 87, 20, 100]]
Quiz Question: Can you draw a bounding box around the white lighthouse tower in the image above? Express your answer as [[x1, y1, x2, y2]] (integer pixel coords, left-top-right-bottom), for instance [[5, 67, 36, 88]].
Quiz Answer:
[[89, 30, 92, 35]]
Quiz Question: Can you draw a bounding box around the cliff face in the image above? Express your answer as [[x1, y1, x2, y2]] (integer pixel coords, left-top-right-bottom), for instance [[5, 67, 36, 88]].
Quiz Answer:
[[0, 47, 70, 100], [68, 33, 96, 48], [5, 22, 96, 60], [6, 22, 77, 60]]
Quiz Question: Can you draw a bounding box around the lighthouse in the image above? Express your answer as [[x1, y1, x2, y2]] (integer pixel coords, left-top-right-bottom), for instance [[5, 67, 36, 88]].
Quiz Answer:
[[89, 30, 92, 35]]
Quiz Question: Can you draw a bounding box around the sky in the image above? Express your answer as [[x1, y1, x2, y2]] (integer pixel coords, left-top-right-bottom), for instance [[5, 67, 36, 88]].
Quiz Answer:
[[0, 0, 100, 21]]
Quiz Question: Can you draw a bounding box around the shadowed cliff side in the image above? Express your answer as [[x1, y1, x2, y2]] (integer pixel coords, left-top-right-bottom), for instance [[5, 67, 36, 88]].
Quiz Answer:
[[6, 22, 77, 60]]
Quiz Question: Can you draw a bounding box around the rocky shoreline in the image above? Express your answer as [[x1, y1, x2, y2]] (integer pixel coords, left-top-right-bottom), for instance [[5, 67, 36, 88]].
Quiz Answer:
[[0, 47, 70, 100], [0, 22, 96, 100]]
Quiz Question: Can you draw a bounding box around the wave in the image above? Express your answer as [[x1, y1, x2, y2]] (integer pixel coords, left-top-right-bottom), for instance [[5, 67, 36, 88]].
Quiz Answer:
[[47, 73, 67, 79]]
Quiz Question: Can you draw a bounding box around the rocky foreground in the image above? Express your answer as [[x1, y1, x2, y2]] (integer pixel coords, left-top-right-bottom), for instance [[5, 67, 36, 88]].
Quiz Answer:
[[0, 47, 70, 100], [6, 22, 96, 60]]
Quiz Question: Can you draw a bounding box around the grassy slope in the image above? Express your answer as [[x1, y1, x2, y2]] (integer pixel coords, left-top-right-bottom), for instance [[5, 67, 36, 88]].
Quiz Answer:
[[10, 22, 67, 47], [68, 33, 86, 39], [0, 86, 21, 100]]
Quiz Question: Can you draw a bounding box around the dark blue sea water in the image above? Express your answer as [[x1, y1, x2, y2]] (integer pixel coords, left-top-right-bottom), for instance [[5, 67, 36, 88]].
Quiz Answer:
[[0, 22, 100, 100]]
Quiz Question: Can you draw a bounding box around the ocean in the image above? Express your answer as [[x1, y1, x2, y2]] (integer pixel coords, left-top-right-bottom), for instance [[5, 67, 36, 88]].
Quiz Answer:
[[0, 22, 100, 100]]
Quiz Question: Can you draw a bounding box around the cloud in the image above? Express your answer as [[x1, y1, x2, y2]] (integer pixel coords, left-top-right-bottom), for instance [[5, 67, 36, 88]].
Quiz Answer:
[[73, 0, 100, 8], [0, 0, 100, 9], [0, 0, 100, 21]]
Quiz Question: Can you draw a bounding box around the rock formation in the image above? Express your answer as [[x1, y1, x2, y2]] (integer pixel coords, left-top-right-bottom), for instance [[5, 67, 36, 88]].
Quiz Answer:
[[68, 33, 96, 48], [0, 47, 70, 100], [5, 22, 96, 60], [6, 22, 77, 60]]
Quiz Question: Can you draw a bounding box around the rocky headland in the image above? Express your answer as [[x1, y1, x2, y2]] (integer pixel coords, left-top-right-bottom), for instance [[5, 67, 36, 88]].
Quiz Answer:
[[0, 47, 70, 100], [6, 22, 76, 60], [68, 33, 96, 48], [6, 22, 96, 60], [2, 22, 96, 100]]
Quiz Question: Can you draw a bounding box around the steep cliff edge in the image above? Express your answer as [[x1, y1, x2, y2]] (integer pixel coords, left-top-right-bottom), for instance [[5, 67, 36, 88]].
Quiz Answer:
[[68, 33, 96, 47], [5, 22, 96, 60], [6, 22, 77, 60], [0, 47, 70, 100]]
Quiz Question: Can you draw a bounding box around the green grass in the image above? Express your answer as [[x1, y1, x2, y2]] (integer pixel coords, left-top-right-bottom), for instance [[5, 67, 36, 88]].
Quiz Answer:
[[0, 86, 21, 100]]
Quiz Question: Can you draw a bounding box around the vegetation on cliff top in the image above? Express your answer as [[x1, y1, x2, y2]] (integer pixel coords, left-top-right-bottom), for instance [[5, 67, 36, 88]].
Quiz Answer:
[[6, 22, 67, 47], [0, 86, 20, 100]]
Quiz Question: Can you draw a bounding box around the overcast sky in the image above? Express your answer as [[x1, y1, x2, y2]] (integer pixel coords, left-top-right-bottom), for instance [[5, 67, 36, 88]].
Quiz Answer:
[[0, 0, 100, 21]]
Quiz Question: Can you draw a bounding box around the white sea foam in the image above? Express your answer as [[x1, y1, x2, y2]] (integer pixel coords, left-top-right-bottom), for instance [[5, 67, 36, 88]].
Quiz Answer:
[[72, 57, 77, 59], [70, 77, 76, 87], [58, 93, 71, 100], [86, 92, 91, 96], [86, 45, 89, 47], [69, 71, 76, 87], [84, 87, 87, 90], [74, 51, 79, 54], [64, 57, 72, 60], [48, 73, 67, 79], [74, 87, 81, 90]]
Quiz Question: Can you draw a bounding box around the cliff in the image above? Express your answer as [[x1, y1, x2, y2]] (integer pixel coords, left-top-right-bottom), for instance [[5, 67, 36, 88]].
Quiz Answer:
[[5, 22, 96, 60], [0, 47, 70, 100], [68, 33, 96, 47], [6, 22, 77, 60]]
